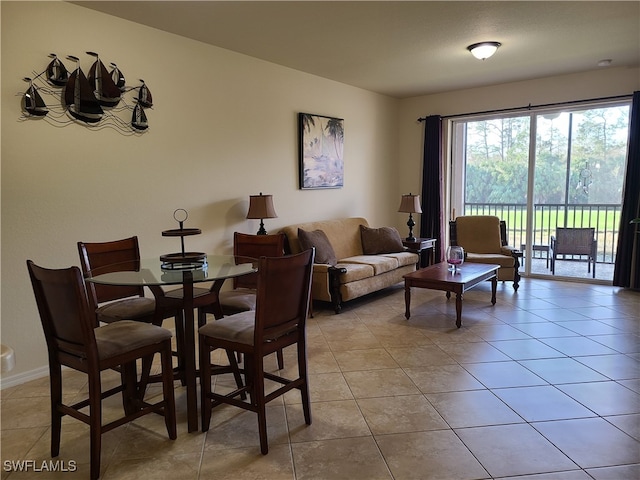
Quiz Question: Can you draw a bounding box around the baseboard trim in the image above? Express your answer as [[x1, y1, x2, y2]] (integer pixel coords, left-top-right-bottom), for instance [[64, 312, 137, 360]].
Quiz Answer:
[[0, 366, 49, 390]]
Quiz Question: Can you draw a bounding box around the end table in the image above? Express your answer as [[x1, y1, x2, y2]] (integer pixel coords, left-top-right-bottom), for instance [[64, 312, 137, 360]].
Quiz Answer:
[[403, 237, 436, 268]]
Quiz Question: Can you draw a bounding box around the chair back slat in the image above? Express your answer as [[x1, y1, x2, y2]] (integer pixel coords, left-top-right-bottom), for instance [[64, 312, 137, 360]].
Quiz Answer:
[[232, 232, 285, 290], [254, 249, 314, 344], [77, 236, 146, 307], [27, 261, 96, 361], [555, 228, 595, 255]]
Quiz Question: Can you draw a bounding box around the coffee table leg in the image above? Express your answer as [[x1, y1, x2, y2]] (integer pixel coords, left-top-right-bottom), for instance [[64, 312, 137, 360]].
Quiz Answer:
[[491, 276, 497, 305], [455, 293, 463, 328], [404, 283, 411, 319]]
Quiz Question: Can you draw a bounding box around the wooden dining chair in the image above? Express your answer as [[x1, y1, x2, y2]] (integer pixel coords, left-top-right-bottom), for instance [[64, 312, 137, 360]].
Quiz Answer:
[[197, 232, 287, 368], [199, 248, 314, 454], [216, 232, 286, 316], [77, 236, 181, 327], [26, 260, 177, 480], [78, 237, 185, 381]]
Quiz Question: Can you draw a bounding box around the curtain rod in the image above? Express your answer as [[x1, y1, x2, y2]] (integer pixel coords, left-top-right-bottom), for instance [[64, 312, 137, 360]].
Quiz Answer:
[[417, 93, 633, 122]]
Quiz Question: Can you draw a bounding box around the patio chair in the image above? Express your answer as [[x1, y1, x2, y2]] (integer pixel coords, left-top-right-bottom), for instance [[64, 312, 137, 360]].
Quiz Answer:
[[550, 227, 597, 278]]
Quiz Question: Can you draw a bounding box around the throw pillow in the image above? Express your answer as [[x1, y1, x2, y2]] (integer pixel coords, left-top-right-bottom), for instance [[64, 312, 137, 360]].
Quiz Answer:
[[298, 228, 337, 265], [360, 225, 405, 254]]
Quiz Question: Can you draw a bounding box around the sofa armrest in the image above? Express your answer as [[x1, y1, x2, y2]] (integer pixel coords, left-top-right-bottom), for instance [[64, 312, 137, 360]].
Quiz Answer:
[[500, 246, 521, 256]]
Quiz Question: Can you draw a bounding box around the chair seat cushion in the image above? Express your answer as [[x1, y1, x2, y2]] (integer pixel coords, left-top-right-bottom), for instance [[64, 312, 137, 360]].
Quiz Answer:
[[219, 289, 256, 313], [96, 297, 156, 323], [199, 311, 255, 346], [466, 253, 515, 268], [95, 320, 172, 360]]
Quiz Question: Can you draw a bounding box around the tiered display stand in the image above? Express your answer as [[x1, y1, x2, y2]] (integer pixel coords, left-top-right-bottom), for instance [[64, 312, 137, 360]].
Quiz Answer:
[[160, 209, 207, 269]]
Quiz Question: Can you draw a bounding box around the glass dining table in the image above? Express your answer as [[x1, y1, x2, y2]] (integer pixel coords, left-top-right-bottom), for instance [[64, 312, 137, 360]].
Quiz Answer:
[[85, 254, 257, 432]]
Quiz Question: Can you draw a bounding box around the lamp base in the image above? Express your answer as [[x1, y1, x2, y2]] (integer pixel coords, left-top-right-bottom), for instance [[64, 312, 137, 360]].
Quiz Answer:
[[406, 213, 416, 243], [256, 219, 267, 235]]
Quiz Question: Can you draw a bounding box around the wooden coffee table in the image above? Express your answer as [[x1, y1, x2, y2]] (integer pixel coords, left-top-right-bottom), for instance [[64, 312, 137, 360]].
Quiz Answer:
[[404, 262, 499, 328]]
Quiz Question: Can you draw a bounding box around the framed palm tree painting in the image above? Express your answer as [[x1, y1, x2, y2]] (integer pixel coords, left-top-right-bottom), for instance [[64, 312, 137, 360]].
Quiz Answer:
[[299, 113, 344, 189]]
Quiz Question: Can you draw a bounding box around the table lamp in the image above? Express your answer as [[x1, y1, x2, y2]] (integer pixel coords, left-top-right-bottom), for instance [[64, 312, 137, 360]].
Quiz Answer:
[[398, 193, 422, 241], [247, 192, 278, 235]]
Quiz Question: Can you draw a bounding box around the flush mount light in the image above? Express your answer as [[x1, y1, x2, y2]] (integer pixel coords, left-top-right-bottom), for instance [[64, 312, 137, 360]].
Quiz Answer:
[[467, 41, 502, 60]]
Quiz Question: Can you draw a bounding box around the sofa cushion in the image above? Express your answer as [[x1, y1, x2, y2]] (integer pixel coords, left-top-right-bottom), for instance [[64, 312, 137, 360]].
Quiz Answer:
[[341, 255, 399, 275], [281, 218, 368, 258], [360, 225, 404, 254], [337, 262, 375, 283], [382, 251, 419, 268], [298, 228, 337, 265]]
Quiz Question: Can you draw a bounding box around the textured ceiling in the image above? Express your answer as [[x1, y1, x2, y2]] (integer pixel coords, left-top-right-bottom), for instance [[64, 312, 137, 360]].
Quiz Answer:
[[74, 1, 640, 98]]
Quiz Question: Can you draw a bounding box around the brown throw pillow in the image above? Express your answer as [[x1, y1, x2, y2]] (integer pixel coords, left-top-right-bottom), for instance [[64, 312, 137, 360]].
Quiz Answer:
[[360, 225, 405, 254], [298, 228, 337, 265]]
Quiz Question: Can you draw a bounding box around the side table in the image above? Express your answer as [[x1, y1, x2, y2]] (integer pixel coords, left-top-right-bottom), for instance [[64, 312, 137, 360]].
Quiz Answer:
[[402, 237, 436, 268]]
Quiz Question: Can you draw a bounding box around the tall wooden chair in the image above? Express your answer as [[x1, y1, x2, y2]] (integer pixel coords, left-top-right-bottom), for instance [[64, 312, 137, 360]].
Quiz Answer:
[[78, 236, 185, 384], [214, 232, 285, 317], [77, 236, 180, 327], [197, 232, 286, 368], [26, 260, 177, 480], [550, 227, 597, 278], [199, 249, 314, 454]]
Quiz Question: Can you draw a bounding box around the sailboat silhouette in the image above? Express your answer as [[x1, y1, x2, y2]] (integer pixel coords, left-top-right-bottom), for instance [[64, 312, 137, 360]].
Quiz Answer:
[[22, 77, 49, 117], [137, 79, 153, 108], [46, 53, 68, 86], [87, 51, 121, 107], [64, 55, 103, 123]]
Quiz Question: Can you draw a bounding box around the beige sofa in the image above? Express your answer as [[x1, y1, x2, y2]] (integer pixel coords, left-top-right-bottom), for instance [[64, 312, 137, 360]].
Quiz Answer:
[[280, 217, 418, 313]]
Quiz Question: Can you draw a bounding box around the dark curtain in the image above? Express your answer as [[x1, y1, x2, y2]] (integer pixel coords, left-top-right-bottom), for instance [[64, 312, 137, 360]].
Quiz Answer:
[[613, 91, 640, 289], [419, 115, 444, 263]]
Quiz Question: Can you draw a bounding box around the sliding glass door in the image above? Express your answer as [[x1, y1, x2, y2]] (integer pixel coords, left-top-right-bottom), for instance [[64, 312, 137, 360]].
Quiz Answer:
[[450, 101, 630, 282]]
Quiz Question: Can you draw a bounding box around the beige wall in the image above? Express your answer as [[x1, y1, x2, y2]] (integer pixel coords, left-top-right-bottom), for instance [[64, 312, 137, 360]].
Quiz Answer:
[[1, 1, 399, 384], [2, 1, 638, 386]]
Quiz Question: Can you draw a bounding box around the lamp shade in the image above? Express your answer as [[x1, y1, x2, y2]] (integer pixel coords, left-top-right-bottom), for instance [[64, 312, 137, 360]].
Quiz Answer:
[[246, 193, 278, 219], [467, 41, 501, 60], [398, 194, 422, 214]]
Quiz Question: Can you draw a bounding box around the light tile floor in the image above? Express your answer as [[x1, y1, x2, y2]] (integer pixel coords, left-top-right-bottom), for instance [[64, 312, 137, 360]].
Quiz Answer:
[[2, 278, 639, 479]]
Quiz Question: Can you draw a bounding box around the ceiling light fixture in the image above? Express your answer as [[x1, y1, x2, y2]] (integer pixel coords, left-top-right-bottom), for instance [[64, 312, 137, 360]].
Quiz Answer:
[[467, 41, 501, 60]]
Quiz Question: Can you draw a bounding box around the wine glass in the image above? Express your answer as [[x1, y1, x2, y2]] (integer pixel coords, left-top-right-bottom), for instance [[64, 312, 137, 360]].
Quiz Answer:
[[446, 245, 464, 273]]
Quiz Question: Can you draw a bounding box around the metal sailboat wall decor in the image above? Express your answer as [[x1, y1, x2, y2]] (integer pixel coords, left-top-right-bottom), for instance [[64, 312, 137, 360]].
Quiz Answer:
[[65, 55, 104, 123], [110, 63, 126, 91], [137, 79, 153, 108], [20, 51, 153, 134], [22, 77, 49, 117], [131, 103, 148, 131], [87, 51, 121, 107], [45, 53, 69, 86]]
